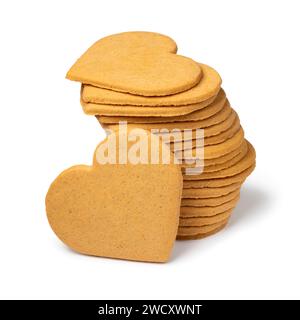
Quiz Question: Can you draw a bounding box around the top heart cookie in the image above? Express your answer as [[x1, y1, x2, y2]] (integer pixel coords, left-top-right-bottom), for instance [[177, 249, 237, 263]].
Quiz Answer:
[[66, 31, 202, 96]]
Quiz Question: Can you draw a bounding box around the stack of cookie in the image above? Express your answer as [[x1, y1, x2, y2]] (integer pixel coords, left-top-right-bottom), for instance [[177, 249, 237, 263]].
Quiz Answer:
[[67, 31, 256, 240]]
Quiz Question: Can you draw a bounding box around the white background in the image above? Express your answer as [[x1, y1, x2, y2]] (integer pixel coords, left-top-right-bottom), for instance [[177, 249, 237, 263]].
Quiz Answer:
[[0, 0, 299, 299]]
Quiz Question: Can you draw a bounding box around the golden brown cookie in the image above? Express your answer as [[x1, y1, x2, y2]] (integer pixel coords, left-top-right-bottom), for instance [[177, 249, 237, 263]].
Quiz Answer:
[[174, 125, 244, 158], [81, 63, 221, 105], [177, 218, 229, 236], [176, 132, 246, 167], [97, 89, 227, 123], [176, 221, 227, 240], [179, 208, 233, 227], [184, 142, 255, 181], [166, 115, 240, 144], [46, 130, 182, 263], [180, 196, 239, 218], [181, 188, 240, 206], [182, 182, 241, 198], [77, 31, 178, 57], [180, 133, 245, 168], [183, 163, 255, 188], [67, 32, 202, 96], [182, 141, 248, 175], [204, 118, 241, 146], [202, 141, 248, 172], [100, 102, 231, 133], [185, 141, 252, 178], [101, 108, 236, 136], [82, 95, 217, 117]]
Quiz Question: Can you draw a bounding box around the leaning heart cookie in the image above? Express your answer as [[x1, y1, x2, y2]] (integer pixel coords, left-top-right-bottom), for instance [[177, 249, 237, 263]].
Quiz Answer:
[[46, 130, 183, 262], [67, 31, 202, 96]]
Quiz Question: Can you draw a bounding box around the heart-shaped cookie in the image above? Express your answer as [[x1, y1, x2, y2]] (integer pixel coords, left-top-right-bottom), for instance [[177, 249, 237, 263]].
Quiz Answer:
[[46, 130, 182, 262], [96, 89, 227, 123], [66, 31, 202, 96], [81, 63, 222, 107]]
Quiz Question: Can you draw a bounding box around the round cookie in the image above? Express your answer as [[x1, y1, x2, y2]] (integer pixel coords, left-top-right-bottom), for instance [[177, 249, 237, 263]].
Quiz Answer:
[[81, 63, 222, 106], [184, 142, 255, 180], [67, 32, 202, 96], [182, 182, 241, 198], [180, 196, 239, 218], [98, 89, 227, 123], [181, 188, 240, 206], [46, 130, 183, 263], [179, 208, 233, 227], [176, 221, 227, 240]]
